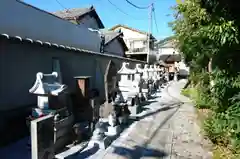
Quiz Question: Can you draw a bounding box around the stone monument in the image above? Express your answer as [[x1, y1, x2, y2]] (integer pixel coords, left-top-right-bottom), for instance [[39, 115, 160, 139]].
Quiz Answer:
[[29, 72, 74, 152], [134, 64, 144, 99], [142, 64, 150, 100], [105, 111, 121, 137], [101, 60, 118, 118], [88, 120, 111, 149], [31, 114, 54, 159]]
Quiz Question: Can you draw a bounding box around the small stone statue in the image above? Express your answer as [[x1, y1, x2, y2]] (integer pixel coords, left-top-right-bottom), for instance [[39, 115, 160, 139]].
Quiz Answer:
[[118, 104, 131, 125], [108, 111, 119, 127], [92, 121, 106, 141], [72, 123, 82, 145]]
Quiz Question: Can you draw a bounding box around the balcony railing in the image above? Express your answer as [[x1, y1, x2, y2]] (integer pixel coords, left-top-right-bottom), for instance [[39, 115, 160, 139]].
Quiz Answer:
[[130, 47, 147, 52]]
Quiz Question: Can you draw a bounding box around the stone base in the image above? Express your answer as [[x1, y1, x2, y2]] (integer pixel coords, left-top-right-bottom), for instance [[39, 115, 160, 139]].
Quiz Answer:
[[118, 115, 129, 125], [105, 125, 121, 137], [128, 105, 140, 117], [55, 141, 88, 159], [88, 137, 112, 149], [142, 92, 149, 101]]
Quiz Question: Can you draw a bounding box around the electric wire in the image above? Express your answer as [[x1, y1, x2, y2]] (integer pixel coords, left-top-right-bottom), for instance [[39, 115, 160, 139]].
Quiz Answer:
[[125, 0, 150, 9], [153, 5, 159, 33], [107, 0, 146, 20], [55, 0, 69, 11]]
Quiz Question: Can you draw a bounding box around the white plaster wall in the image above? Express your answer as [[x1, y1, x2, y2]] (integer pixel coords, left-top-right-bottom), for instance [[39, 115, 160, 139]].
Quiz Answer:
[[158, 48, 179, 55], [78, 14, 100, 29], [104, 39, 125, 57], [0, 0, 101, 52], [112, 27, 147, 49], [132, 40, 146, 49]]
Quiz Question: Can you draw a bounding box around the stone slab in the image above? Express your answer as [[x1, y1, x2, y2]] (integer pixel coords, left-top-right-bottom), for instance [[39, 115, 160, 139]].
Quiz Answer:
[[55, 142, 88, 159], [128, 105, 140, 116], [88, 136, 112, 149], [105, 125, 121, 137], [31, 114, 54, 159]]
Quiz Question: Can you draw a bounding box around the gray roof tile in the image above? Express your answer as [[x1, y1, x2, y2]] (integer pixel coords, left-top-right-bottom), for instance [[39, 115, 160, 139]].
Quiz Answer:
[[100, 29, 121, 44], [52, 7, 92, 19]]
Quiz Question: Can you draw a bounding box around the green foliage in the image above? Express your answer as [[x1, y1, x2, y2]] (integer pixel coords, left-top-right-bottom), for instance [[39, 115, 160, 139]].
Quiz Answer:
[[204, 102, 240, 152], [171, 0, 240, 155]]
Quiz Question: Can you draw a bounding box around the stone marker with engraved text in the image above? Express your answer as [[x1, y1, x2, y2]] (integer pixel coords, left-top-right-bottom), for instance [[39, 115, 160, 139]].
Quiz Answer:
[[31, 114, 54, 159]]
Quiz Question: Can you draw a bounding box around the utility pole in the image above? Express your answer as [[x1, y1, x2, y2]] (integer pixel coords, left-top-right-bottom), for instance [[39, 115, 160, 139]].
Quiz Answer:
[[147, 3, 153, 64]]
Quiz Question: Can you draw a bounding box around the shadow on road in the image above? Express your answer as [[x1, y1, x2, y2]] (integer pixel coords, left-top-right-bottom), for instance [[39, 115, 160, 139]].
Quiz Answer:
[[139, 102, 182, 120], [70, 144, 99, 159], [140, 100, 157, 107], [112, 145, 168, 159], [112, 101, 182, 159]]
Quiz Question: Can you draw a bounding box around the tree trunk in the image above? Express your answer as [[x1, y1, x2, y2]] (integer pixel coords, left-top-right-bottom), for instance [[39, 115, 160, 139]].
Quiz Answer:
[[208, 58, 212, 73], [208, 58, 214, 89]]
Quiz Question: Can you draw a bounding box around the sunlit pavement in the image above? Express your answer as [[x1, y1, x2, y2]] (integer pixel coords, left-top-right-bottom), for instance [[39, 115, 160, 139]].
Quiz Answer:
[[73, 80, 212, 159]]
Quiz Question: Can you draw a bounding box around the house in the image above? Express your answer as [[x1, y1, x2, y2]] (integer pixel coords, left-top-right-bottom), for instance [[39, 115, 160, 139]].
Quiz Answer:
[[156, 37, 189, 76], [100, 29, 128, 57], [0, 1, 104, 52], [110, 24, 157, 63], [156, 37, 181, 63], [53, 6, 104, 29], [53, 7, 128, 57]]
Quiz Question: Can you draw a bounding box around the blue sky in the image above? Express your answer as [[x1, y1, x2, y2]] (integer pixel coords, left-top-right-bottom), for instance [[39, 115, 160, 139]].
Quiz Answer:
[[23, 0, 176, 39]]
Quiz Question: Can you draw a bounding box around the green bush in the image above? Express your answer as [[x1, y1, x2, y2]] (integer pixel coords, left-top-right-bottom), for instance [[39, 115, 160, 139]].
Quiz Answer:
[[182, 72, 214, 109], [204, 97, 240, 153]]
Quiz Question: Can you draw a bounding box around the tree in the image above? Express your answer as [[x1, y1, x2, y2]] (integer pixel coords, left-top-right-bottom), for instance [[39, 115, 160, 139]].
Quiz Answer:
[[171, 0, 240, 110], [171, 0, 240, 152], [171, 0, 239, 71]]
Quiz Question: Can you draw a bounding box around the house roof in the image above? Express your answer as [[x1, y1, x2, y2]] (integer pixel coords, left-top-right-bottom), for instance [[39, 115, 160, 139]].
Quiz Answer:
[[110, 24, 156, 41], [158, 40, 176, 48], [100, 29, 128, 51], [157, 36, 176, 48], [159, 54, 181, 62], [156, 36, 174, 44], [52, 6, 104, 28]]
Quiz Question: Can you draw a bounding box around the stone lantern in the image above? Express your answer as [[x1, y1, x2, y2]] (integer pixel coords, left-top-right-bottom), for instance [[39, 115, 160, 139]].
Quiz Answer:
[[154, 65, 161, 80], [148, 65, 155, 80], [117, 62, 138, 103], [148, 65, 155, 94], [29, 72, 67, 113], [29, 72, 74, 152], [142, 64, 149, 81], [134, 64, 144, 100], [153, 64, 161, 91]]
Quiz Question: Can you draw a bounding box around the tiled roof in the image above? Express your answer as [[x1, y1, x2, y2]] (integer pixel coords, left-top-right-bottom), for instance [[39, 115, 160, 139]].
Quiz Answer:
[[52, 6, 104, 28], [110, 24, 156, 40], [158, 40, 176, 48], [53, 7, 92, 19], [100, 29, 121, 44], [0, 33, 136, 61], [99, 29, 128, 51]]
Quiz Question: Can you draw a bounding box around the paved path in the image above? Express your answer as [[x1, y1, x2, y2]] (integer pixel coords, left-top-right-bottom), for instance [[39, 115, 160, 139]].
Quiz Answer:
[[73, 80, 213, 159]]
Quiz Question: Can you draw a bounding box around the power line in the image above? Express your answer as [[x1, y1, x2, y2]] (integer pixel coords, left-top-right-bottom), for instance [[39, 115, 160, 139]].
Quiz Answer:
[[153, 5, 159, 33], [55, 0, 69, 11], [107, 0, 145, 20], [125, 0, 150, 9]]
